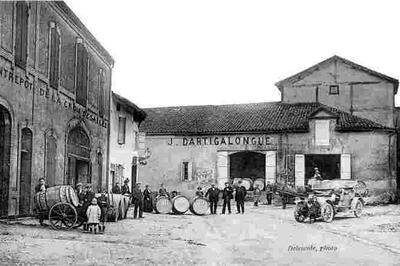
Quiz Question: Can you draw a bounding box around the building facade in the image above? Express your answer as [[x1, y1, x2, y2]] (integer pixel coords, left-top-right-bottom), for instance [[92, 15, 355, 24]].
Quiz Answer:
[[0, 1, 113, 217], [139, 56, 398, 199], [109, 92, 146, 191]]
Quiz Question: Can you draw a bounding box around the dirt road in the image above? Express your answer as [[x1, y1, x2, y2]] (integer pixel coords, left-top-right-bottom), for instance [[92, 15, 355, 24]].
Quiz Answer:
[[0, 204, 399, 265]]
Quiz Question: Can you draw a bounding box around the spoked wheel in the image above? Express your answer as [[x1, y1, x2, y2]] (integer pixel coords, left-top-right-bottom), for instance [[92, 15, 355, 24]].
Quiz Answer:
[[49, 202, 77, 230], [321, 203, 334, 223], [354, 200, 363, 218]]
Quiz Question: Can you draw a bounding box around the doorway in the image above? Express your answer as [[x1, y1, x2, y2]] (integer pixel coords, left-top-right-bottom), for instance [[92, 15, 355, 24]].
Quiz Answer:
[[305, 154, 340, 183], [19, 128, 33, 216], [0, 105, 11, 217], [229, 151, 265, 181], [67, 127, 91, 187]]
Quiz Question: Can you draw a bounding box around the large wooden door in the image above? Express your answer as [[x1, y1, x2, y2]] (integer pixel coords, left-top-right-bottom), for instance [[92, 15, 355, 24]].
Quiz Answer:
[[0, 106, 11, 217], [19, 128, 33, 216]]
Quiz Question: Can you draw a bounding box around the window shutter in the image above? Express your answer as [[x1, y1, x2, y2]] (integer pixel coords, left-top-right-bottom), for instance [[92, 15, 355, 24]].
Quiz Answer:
[[341, 154, 351, 179], [15, 1, 28, 68], [295, 154, 305, 187], [49, 27, 60, 89], [265, 151, 276, 184], [98, 69, 105, 117], [315, 120, 330, 145], [138, 132, 146, 151], [118, 117, 126, 144], [180, 162, 185, 181], [76, 42, 88, 107], [188, 162, 193, 181], [216, 151, 228, 188]]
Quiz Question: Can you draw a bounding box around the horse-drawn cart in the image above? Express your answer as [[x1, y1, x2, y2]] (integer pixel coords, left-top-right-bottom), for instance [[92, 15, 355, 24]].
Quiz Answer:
[[35, 185, 130, 230]]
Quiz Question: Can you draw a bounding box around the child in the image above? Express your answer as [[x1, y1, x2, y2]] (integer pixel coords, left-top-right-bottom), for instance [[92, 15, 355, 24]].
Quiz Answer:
[[86, 198, 101, 234]]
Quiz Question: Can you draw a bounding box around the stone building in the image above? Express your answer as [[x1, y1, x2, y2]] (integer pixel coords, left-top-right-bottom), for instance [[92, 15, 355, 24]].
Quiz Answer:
[[0, 1, 113, 217], [139, 56, 398, 198], [109, 92, 146, 191]]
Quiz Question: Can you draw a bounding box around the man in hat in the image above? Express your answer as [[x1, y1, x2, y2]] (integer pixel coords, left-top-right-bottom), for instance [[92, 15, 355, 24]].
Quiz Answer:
[[235, 180, 247, 214], [205, 183, 220, 214], [131, 183, 144, 219], [265, 181, 273, 205], [159, 183, 168, 197], [195, 186, 204, 197], [75, 183, 85, 206], [34, 178, 48, 193], [121, 179, 130, 195], [221, 182, 233, 214], [112, 182, 122, 194], [34, 178, 49, 226]]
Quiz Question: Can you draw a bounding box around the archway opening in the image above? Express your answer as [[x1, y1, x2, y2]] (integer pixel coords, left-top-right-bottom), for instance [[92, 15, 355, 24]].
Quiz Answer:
[[67, 127, 91, 187], [0, 105, 11, 217], [229, 151, 265, 188]]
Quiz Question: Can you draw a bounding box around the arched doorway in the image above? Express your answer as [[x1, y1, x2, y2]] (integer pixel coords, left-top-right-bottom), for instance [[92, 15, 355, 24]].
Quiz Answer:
[[0, 105, 11, 217], [229, 151, 266, 181], [19, 128, 32, 216], [67, 127, 91, 187]]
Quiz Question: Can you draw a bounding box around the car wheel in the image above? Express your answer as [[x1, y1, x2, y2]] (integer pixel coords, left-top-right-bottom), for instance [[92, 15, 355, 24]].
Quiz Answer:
[[354, 200, 363, 218], [321, 203, 334, 223]]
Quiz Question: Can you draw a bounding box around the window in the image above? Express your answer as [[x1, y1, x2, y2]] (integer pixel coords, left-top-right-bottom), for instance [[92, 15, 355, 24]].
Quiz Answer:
[[116, 103, 121, 112], [75, 40, 88, 107], [315, 120, 330, 145], [329, 85, 339, 95], [181, 161, 192, 181], [15, 1, 29, 68], [46, 135, 57, 187], [98, 69, 105, 117], [118, 117, 126, 144], [49, 23, 61, 89]]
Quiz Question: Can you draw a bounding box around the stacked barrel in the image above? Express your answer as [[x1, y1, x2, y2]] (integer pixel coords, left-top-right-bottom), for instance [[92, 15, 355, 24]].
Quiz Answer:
[[153, 194, 209, 216]]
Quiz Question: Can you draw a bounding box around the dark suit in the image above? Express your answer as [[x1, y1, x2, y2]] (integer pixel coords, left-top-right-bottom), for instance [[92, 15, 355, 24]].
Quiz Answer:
[[121, 184, 130, 195], [235, 186, 247, 213], [222, 186, 233, 214], [205, 187, 220, 214], [112, 185, 121, 194], [131, 187, 144, 218], [265, 184, 273, 205]]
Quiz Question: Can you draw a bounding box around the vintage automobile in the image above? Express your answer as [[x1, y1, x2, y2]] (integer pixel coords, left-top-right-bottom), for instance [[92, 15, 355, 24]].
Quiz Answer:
[[294, 179, 368, 223]]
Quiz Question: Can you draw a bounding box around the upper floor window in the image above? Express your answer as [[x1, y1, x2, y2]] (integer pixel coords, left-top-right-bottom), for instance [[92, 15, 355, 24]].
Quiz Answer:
[[315, 120, 330, 145], [98, 69, 105, 117], [118, 117, 126, 144], [181, 161, 192, 181], [329, 85, 339, 95], [75, 39, 88, 107], [15, 1, 29, 68], [49, 22, 61, 89]]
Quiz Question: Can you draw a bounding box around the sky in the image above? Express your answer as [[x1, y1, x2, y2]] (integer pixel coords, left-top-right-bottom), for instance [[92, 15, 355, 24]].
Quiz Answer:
[[65, 0, 400, 108]]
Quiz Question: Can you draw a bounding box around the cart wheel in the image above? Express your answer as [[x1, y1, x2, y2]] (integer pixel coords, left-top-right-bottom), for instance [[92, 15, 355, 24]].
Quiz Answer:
[[49, 202, 77, 230], [354, 200, 363, 218], [321, 203, 334, 223]]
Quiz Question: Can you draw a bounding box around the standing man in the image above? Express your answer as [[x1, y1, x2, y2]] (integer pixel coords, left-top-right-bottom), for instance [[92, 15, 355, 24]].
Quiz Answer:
[[253, 184, 261, 206], [265, 181, 273, 205], [235, 180, 247, 214], [205, 183, 220, 214], [131, 183, 144, 219], [121, 179, 130, 195], [221, 182, 233, 214], [35, 178, 49, 226], [112, 182, 122, 194]]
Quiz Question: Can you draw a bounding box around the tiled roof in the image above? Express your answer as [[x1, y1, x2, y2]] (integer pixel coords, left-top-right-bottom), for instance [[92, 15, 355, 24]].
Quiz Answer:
[[275, 55, 399, 94], [140, 102, 393, 135], [112, 92, 147, 122]]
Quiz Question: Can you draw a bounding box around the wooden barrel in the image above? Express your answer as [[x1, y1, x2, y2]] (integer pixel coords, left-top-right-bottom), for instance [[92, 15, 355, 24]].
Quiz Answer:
[[242, 178, 253, 190], [35, 185, 79, 211], [189, 196, 209, 215], [171, 195, 190, 214], [232, 178, 241, 186], [254, 178, 265, 190], [154, 195, 172, 214]]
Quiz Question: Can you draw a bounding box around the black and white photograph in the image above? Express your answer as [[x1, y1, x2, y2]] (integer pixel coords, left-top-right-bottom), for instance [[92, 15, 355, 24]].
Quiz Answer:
[[0, 0, 400, 265]]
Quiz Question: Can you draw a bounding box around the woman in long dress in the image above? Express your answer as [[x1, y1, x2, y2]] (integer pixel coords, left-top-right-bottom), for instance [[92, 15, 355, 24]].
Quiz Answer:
[[143, 185, 153, 212]]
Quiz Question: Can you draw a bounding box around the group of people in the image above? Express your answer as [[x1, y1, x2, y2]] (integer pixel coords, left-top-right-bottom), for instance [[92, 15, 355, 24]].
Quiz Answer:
[[196, 180, 274, 215]]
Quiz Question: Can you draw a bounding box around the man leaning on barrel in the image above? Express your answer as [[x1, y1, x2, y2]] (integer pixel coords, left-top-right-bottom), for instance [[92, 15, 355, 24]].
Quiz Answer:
[[205, 183, 220, 215]]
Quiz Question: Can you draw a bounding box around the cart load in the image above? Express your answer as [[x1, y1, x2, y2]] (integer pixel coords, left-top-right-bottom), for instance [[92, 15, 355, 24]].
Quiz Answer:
[[34, 185, 81, 230], [171, 195, 190, 214], [189, 196, 209, 216]]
